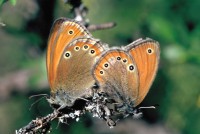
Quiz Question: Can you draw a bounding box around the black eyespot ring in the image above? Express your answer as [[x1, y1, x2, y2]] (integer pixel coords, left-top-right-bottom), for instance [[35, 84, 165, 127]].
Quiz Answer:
[[84, 45, 88, 49], [123, 59, 127, 63], [75, 46, 80, 50], [65, 52, 70, 57], [68, 30, 73, 35], [117, 57, 121, 60], [90, 49, 95, 54], [100, 70, 104, 74], [104, 63, 109, 68], [147, 48, 153, 54], [129, 65, 134, 71]]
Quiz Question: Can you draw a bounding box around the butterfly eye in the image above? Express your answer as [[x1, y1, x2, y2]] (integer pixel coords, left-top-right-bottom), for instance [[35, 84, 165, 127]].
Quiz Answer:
[[104, 63, 109, 68], [68, 30, 74, 35], [64, 51, 71, 59], [90, 49, 96, 55], [147, 48, 154, 54], [128, 64, 135, 72], [99, 70, 104, 75], [83, 45, 89, 50], [74, 46, 80, 51], [117, 56, 121, 60]]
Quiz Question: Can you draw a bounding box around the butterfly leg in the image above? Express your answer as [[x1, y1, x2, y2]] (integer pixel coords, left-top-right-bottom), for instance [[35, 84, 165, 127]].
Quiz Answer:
[[132, 105, 157, 119], [132, 108, 143, 119], [101, 104, 116, 127]]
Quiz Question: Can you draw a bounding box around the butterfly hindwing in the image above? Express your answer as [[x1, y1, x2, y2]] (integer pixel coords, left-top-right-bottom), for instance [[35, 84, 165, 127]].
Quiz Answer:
[[93, 49, 139, 105], [51, 37, 106, 106]]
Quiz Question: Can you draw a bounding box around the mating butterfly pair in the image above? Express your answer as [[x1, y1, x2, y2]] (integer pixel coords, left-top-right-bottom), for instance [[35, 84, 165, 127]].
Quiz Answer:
[[46, 18, 160, 126]]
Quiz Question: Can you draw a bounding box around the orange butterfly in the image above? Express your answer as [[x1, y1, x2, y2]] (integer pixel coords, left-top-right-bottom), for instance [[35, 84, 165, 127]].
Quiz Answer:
[[93, 38, 160, 118], [46, 18, 106, 109]]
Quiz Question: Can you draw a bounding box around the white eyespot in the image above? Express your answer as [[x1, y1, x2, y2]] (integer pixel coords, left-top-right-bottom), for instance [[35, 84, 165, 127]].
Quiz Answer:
[[147, 48, 154, 55], [127, 64, 135, 72], [83, 45, 89, 50], [64, 51, 71, 59], [89, 49, 96, 55], [103, 63, 109, 69], [122, 59, 128, 64], [99, 70, 104, 75], [116, 56, 121, 61], [68, 29, 74, 35], [74, 46, 80, 51]]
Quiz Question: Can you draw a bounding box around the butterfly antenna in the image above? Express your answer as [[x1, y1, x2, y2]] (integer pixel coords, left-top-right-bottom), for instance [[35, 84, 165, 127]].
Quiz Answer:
[[77, 97, 89, 102], [139, 106, 156, 109], [29, 94, 48, 111], [56, 119, 61, 129], [138, 104, 159, 110], [29, 94, 48, 99]]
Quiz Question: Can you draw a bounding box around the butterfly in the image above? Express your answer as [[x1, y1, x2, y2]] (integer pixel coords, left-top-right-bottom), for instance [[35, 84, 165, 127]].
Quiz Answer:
[[46, 18, 106, 109], [93, 38, 160, 119]]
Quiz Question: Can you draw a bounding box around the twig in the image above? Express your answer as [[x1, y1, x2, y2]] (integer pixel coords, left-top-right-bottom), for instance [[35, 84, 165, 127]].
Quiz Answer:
[[87, 22, 116, 31], [16, 111, 59, 134], [66, 0, 116, 31]]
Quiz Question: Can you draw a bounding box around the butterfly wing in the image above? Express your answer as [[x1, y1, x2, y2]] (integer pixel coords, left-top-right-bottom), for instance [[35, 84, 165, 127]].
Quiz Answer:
[[93, 49, 139, 106], [51, 37, 106, 106], [46, 18, 91, 90], [125, 38, 160, 106]]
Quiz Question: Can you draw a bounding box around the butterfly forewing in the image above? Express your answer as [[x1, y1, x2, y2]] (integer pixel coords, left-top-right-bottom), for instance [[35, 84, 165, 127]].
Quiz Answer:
[[93, 50, 139, 105], [126, 39, 160, 106], [46, 18, 65, 74], [46, 18, 92, 90]]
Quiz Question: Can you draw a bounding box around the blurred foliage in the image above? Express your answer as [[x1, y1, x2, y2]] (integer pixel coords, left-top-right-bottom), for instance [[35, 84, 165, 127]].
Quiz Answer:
[[0, 0, 200, 134], [0, 0, 16, 6]]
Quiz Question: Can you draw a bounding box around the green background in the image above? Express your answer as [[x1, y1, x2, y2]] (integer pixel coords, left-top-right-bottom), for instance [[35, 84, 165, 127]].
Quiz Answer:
[[0, 0, 200, 134]]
